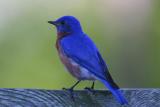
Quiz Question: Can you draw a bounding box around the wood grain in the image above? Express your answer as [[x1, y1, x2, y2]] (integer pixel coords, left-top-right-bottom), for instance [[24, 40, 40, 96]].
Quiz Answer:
[[0, 89, 159, 107]]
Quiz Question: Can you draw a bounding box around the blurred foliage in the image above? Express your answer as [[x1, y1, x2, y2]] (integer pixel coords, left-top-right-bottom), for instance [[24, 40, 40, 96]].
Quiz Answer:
[[0, 0, 159, 89]]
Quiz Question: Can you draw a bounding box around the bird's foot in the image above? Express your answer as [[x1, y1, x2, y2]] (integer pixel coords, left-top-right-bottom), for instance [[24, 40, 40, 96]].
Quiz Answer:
[[84, 87, 95, 95], [62, 87, 75, 101]]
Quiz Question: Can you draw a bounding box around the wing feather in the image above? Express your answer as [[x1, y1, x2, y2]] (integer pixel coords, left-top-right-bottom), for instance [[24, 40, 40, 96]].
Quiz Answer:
[[60, 35, 119, 89]]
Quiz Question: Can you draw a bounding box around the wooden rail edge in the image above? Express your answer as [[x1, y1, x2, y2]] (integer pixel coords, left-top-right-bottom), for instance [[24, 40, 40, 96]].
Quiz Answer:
[[0, 88, 159, 107]]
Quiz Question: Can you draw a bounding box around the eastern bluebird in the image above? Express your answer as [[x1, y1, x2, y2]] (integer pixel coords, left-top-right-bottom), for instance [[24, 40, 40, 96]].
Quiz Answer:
[[48, 16, 128, 105]]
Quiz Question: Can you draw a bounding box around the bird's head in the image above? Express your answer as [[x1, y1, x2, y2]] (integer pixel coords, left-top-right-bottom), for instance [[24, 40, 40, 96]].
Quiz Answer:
[[48, 16, 83, 38]]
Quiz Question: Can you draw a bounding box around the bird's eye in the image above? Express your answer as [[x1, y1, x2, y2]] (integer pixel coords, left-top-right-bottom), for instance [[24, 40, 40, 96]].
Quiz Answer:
[[60, 21, 65, 25]]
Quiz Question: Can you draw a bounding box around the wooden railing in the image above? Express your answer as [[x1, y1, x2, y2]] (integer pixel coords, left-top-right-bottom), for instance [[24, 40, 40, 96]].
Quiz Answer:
[[0, 89, 159, 107]]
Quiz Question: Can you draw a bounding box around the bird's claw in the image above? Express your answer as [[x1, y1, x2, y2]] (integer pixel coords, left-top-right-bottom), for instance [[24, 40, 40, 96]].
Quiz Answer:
[[84, 87, 95, 95], [62, 87, 67, 90], [62, 87, 75, 101]]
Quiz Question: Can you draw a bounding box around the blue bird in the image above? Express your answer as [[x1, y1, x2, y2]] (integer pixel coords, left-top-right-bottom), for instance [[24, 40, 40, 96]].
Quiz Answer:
[[48, 16, 128, 105]]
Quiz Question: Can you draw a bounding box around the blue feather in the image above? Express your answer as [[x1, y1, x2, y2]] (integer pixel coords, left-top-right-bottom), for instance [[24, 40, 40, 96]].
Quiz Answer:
[[60, 34, 107, 80], [99, 79, 128, 105]]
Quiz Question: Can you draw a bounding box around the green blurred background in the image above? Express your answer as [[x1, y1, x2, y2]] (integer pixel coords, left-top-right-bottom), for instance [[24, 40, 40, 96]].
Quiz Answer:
[[0, 0, 159, 89]]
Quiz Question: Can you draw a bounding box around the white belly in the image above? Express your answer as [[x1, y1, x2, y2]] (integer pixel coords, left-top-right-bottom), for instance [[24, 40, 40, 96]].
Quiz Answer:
[[69, 58, 97, 80]]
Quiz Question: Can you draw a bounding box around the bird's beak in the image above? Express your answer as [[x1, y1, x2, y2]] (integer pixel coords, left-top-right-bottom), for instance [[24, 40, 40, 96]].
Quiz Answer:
[[48, 21, 58, 26]]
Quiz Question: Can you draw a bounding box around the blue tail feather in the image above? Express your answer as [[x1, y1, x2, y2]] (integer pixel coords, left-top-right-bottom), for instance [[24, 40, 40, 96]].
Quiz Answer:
[[99, 79, 128, 105]]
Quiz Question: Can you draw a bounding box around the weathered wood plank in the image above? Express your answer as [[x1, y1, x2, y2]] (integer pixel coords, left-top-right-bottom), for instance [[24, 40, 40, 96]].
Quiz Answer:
[[0, 89, 159, 107]]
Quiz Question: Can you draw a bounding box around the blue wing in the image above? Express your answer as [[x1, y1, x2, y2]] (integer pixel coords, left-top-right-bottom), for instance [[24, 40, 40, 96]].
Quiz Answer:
[[60, 34, 119, 89]]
